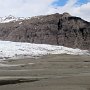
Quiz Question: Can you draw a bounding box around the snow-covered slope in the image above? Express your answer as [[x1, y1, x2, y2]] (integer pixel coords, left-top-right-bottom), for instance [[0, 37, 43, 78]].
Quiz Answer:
[[0, 15, 27, 23], [0, 15, 40, 23], [0, 41, 89, 60]]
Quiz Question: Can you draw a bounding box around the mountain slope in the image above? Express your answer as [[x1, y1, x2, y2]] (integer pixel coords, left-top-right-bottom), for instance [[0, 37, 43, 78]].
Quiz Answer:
[[0, 41, 89, 60], [0, 13, 90, 50]]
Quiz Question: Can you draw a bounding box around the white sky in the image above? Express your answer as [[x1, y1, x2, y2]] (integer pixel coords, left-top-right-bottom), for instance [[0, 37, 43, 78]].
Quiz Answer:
[[0, 0, 90, 21]]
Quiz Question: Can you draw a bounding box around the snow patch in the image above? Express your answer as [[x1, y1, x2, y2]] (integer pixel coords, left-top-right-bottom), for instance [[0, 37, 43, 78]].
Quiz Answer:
[[19, 22, 22, 25]]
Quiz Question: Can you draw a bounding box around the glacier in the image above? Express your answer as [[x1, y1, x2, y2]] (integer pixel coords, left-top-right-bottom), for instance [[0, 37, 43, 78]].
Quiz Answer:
[[0, 40, 89, 60]]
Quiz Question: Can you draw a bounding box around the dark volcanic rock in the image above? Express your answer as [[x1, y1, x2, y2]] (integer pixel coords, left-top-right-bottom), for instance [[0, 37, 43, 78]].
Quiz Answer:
[[0, 13, 90, 50]]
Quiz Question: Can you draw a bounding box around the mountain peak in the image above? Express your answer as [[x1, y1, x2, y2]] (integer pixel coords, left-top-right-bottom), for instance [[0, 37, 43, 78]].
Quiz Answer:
[[63, 12, 71, 17], [5, 15, 16, 19]]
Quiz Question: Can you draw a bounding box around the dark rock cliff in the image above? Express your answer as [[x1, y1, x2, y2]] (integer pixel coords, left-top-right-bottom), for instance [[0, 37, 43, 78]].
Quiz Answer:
[[0, 13, 90, 50]]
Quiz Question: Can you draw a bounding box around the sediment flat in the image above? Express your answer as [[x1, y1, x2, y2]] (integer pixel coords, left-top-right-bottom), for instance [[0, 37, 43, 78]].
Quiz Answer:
[[0, 55, 90, 90]]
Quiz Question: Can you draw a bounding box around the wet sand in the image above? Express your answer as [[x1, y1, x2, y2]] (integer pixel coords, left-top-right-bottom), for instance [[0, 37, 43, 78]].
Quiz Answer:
[[0, 54, 90, 90]]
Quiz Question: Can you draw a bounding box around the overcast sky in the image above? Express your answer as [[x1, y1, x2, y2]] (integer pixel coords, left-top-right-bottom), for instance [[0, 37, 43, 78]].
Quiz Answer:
[[0, 0, 90, 21]]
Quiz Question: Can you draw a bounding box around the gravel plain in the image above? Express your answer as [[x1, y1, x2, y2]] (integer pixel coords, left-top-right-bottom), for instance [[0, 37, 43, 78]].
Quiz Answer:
[[0, 54, 90, 90]]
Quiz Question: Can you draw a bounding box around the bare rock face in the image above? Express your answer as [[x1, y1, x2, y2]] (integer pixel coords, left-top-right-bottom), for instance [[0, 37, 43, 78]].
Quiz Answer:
[[0, 13, 90, 50]]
